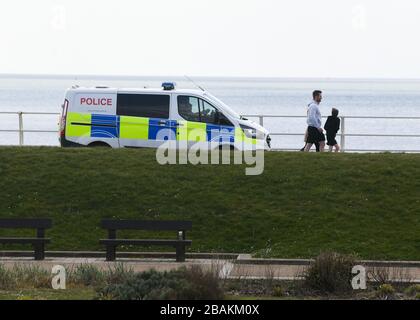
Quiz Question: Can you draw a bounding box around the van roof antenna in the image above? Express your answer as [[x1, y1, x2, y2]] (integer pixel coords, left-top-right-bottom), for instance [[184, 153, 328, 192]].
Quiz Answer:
[[184, 75, 206, 92]]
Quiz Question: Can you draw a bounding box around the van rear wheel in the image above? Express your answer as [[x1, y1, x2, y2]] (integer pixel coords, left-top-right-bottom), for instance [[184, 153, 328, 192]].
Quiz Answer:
[[88, 141, 111, 148]]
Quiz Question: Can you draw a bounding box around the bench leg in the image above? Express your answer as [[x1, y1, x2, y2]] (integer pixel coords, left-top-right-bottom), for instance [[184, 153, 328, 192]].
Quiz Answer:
[[34, 243, 45, 260], [106, 245, 116, 261], [176, 245, 186, 262]]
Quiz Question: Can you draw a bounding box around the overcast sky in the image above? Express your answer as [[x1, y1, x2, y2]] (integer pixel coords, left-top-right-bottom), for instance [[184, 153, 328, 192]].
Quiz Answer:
[[1, 0, 420, 78]]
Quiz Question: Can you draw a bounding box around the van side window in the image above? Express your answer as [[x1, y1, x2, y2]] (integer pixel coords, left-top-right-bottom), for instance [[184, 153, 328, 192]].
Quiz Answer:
[[178, 96, 200, 122], [117, 94, 170, 119], [177, 96, 233, 126], [200, 100, 218, 124]]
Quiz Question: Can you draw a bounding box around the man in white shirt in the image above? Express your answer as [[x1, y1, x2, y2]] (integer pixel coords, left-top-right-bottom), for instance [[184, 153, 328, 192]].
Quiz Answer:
[[304, 90, 325, 152]]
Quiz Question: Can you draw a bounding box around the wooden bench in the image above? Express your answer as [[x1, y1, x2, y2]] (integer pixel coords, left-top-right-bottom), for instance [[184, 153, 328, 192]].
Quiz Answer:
[[0, 218, 52, 260], [99, 220, 192, 262]]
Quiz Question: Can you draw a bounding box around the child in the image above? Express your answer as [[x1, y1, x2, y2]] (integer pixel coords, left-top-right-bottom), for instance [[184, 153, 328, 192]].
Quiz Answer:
[[324, 108, 340, 152]]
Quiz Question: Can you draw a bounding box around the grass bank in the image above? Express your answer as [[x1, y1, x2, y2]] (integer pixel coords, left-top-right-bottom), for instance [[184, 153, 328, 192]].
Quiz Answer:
[[0, 147, 419, 260]]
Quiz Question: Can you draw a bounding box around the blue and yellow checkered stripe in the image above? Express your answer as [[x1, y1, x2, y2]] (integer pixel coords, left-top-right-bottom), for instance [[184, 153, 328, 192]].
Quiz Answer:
[[65, 113, 249, 143]]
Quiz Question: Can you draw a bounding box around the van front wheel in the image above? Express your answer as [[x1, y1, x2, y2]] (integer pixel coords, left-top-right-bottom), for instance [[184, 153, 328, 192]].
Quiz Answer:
[[88, 141, 111, 148]]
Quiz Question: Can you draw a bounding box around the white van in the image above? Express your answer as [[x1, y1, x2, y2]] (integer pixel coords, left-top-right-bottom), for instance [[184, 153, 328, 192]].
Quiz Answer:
[[59, 83, 271, 150]]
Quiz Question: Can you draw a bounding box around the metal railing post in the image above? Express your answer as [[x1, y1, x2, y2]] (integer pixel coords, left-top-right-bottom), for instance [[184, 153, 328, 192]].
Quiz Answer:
[[18, 112, 24, 146], [340, 116, 345, 152]]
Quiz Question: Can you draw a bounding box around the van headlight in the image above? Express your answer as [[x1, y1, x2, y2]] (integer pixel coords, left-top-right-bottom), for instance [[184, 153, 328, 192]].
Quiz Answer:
[[240, 124, 264, 140]]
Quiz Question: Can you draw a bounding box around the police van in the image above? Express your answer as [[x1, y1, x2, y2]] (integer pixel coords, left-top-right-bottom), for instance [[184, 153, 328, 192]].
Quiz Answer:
[[59, 83, 271, 150]]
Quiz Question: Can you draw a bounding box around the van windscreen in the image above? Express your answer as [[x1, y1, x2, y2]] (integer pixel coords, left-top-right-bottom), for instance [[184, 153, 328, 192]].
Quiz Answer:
[[117, 94, 170, 119]]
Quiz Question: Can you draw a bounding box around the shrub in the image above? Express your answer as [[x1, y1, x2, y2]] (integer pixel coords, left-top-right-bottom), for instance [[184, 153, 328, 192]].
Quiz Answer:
[[97, 268, 183, 300], [70, 264, 105, 287], [404, 284, 420, 297], [11, 264, 50, 288], [272, 286, 284, 297], [0, 264, 15, 290], [375, 284, 396, 299], [97, 266, 224, 300], [104, 263, 134, 285], [302, 251, 356, 295], [368, 266, 392, 285], [0, 264, 51, 290], [180, 265, 224, 300]]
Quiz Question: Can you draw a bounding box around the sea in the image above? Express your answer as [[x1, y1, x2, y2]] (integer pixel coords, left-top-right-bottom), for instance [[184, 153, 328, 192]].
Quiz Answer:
[[1, 75, 420, 151]]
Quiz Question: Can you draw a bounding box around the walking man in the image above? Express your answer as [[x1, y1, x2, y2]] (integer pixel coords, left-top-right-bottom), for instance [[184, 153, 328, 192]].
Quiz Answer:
[[304, 90, 325, 152]]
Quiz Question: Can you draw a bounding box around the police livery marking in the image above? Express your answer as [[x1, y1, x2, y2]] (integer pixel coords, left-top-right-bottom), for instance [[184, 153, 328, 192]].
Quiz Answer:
[[59, 83, 271, 150]]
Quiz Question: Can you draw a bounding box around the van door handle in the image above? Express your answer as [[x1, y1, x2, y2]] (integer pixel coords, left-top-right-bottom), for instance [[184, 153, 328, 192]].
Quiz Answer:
[[176, 123, 184, 127]]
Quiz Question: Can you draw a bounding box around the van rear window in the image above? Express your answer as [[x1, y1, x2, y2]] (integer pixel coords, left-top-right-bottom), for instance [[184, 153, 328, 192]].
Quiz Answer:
[[117, 94, 170, 119]]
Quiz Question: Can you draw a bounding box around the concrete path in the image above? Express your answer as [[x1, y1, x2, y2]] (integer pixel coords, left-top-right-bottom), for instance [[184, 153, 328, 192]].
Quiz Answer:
[[1, 256, 420, 283]]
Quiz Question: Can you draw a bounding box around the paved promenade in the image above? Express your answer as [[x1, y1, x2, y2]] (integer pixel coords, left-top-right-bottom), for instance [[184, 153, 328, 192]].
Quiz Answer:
[[1, 254, 420, 282]]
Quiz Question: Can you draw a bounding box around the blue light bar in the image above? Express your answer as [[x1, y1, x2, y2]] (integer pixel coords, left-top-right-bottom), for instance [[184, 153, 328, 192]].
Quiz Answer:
[[162, 82, 176, 90]]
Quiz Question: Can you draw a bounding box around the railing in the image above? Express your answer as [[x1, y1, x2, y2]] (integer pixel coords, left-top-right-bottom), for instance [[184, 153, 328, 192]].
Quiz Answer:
[[1, 111, 420, 152], [243, 114, 420, 152], [0, 111, 60, 146]]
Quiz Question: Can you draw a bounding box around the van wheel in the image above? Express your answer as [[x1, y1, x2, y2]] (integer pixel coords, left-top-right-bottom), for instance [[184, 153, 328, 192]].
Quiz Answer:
[[88, 141, 111, 148]]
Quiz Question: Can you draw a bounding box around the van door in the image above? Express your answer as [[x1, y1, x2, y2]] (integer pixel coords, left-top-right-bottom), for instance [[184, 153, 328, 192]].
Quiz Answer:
[[200, 99, 235, 147], [176, 96, 206, 146], [117, 93, 175, 148], [176, 95, 235, 148]]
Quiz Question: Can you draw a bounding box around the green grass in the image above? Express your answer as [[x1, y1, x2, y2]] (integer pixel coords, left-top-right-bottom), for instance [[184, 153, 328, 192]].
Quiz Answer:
[[0, 147, 419, 260]]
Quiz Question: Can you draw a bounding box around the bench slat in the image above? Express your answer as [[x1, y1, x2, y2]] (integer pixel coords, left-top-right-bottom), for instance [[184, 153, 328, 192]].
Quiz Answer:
[[0, 238, 51, 244], [0, 219, 52, 229], [101, 220, 192, 231], [100, 220, 193, 262], [99, 239, 192, 246]]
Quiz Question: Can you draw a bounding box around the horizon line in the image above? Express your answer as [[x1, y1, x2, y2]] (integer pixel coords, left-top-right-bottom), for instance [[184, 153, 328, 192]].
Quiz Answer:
[[1, 73, 420, 82]]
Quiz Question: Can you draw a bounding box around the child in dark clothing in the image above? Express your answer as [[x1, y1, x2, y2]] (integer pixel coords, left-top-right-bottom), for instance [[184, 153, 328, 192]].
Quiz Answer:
[[324, 108, 340, 152]]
